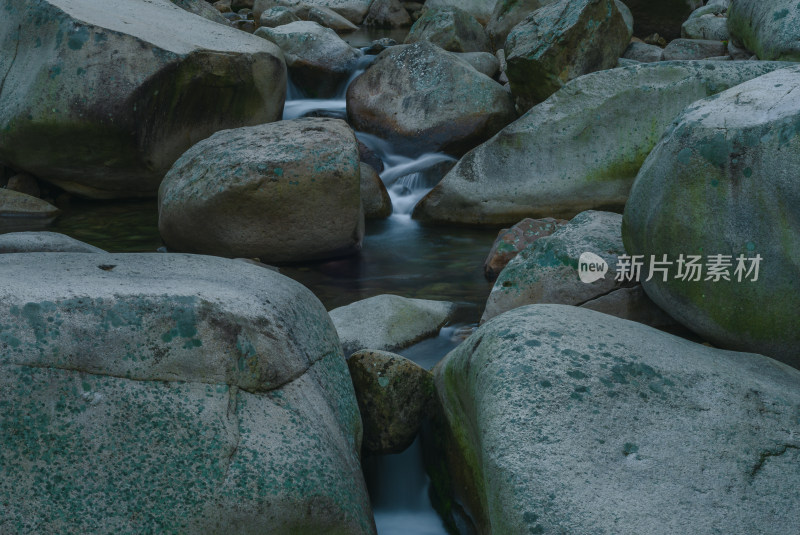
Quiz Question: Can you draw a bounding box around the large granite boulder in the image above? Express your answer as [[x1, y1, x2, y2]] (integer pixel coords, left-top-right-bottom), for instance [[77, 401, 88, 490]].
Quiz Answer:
[[414, 61, 790, 226], [486, 0, 559, 51], [330, 294, 456, 357], [727, 0, 800, 61], [623, 67, 800, 367], [0, 0, 286, 199], [0, 253, 375, 534], [483, 211, 629, 322], [159, 118, 364, 264], [434, 304, 800, 534], [423, 0, 500, 25], [255, 21, 360, 98], [404, 7, 491, 53], [347, 42, 517, 156], [363, 0, 412, 28], [505, 0, 632, 108]]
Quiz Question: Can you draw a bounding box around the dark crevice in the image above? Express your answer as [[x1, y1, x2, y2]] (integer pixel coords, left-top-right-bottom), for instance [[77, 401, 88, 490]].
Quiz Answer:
[[750, 444, 800, 478]]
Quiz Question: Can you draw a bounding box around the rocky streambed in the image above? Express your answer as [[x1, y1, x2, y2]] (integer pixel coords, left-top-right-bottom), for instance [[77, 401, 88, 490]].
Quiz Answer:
[[1, 0, 799, 534]]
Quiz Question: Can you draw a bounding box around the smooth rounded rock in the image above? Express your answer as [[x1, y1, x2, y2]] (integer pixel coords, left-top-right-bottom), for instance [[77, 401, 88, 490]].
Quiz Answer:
[[0, 232, 106, 253], [728, 0, 800, 61], [158, 118, 364, 264], [405, 7, 491, 53], [360, 163, 392, 220]]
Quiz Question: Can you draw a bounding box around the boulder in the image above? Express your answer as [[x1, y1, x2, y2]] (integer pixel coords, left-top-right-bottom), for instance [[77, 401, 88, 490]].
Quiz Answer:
[[0, 190, 60, 219], [482, 211, 629, 322], [158, 118, 364, 264], [413, 60, 789, 226], [486, 0, 560, 51], [347, 42, 517, 156], [404, 8, 491, 53], [363, 0, 412, 28], [5, 173, 41, 198], [623, 41, 665, 62], [330, 294, 456, 357], [623, 67, 800, 367], [483, 217, 566, 280], [253, 0, 374, 24], [0, 232, 106, 253], [170, 0, 232, 23], [258, 5, 301, 26], [255, 21, 360, 98], [505, 0, 632, 108], [0, 253, 375, 534], [423, 0, 500, 25], [434, 304, 800, 534], [455, 52, 501, 78], [307, 5, 360, 31], [662, 38, 727, 60], [360, 163, 392, 219], [681, 14, 729, 41], [348, 350, 434, 454], [0, 0, 286, 199], [727, 0, 800, 61], [618, 0, 703, 40]]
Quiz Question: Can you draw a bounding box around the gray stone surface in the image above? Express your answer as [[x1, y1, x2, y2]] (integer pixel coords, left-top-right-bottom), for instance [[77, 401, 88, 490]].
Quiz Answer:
[[423, 0, 499, 25], [483, 217, 566, 280], [483, 211, 629, 322], [258, 5, 301, 26], [348, 349, 434, 454], [728, 0, 800, 61], [170, 0, 231, 23], [404, 7, 491, 53], [0, 232, 106, 253], [623, 67, 800, 367], [253, 0, 374, 24], [0, 252, 375, 534], [580, 285, 679, 330], [663, 38, 727, 60], [0, 190, 59, 218], [346, 42, 517, 155], [255, 21, 361, 98], [453, 52, 501, 78], [623, 41, 665, 62], [618, 0, 703, 40], [159, 118, 364, 264], [307, 5, 360, 31], [505, 0, 632, 108], [435, 304, 800, 534], [360, 163, 392, 219], [682, 15, 729, 41], [414, 61, 790, 226], [363, 0, 412, 28], [0, 0, 286, 199], [330, 294, 455, 357]]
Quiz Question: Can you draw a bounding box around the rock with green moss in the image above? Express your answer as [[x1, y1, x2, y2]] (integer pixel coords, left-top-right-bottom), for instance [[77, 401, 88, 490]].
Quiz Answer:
[[623, 67, 800, 367], [681, 14, 729, 41], [330, 294, 456, 357], [0, 252, 376, 534], [348, 349, 434, 454], [413, 60, 790, 226], [0, 190, 60, 219], [0, 0, 286, 199], [727, 0, 800, 61], [158, 118, 364, 264], [253, 0, 374, 24], [0, 231, 105, 253], [482, 211, 628, 322], [347, 42, 517, 155], [435, 304, 800, 534], [505, 0, 632, 109], [258, 5, 301, 26], [255, 21, 361, 98], [486, 0, 559, 51], [484, 217, 567, 280], [405, 7, 491, 53], [423, 0, 500, 25]]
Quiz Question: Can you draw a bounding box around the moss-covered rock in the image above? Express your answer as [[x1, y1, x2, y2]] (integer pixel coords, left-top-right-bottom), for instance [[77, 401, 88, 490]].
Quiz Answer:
[[346, 42, 517, 156], [483, 210, 629, 322], [483, 217, 567, 280], [435, 304, 800, 534], [423, 0, 500, 25], [158, 118, 364, 264], [0, 0, 286, 199], [414, 60, 791, 226], [0, 252, 375, 534], [348, 349, 434, 454], [505, 0, 632, 109], [728, 0, 800, 61], [623, 67, 800, 367], [405, 7, 491, 53]]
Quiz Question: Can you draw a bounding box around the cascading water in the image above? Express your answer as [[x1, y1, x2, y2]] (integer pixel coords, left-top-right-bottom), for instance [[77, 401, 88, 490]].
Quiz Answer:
[[280, 50, 458, 535]]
